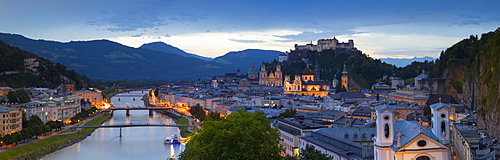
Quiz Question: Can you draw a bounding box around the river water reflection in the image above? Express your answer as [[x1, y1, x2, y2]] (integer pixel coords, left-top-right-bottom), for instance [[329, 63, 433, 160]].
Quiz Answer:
[[41, 91, 184, 160]]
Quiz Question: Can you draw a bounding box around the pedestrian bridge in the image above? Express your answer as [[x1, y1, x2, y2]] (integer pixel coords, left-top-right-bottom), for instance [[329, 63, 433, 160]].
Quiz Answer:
[[71, 124, 196, 128], [107, 106, 181, 116], [70, 124, 196, 137]]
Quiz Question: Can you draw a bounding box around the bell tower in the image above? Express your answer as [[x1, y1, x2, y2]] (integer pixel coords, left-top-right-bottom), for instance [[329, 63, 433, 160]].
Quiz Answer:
[[374, 104, 395, 160], [431, 102, 450, 144], [341, 63, 349, 90]]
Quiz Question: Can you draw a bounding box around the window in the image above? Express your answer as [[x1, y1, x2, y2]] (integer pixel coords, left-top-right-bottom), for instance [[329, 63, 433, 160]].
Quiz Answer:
[[384, 116, 389, 120], [417, 140, 427, 147], [416, 156, 430, 160], [384, 124, 390, 138], [441, 121, 446, 133]]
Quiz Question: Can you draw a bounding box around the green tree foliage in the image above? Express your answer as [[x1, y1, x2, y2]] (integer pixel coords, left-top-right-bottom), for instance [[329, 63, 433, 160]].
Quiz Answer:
[[299, 144, 333, 160], [395, 61, 435, 80], [3, 134, 14, 146], [189, 104, 206, 121], [280, 49, 396, 89], [206, 111, 222, 121], [11, 132, 22, 144], [0, 40, 90, 89], [20, 127, 34, 140], [46, 120, 65, 130], [430, 28, 500, 138], [42, 125, 51, 135], [6, 90, 31, 103], [179, 109, 284, 160], [279, 108, 297, 118], [28, 115, 44, 127], [32, 125, 42, 137]]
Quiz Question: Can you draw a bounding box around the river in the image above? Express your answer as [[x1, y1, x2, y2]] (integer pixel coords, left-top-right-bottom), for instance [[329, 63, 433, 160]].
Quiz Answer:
[[41, 91, 185, 160]]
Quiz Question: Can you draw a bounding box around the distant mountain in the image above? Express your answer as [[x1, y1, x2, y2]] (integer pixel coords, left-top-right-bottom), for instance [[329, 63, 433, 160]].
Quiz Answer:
[[139, 42, 212, 61], [0, 33, 234, 80], [379, 56, 436, 67], [213, 49, 285, 72]]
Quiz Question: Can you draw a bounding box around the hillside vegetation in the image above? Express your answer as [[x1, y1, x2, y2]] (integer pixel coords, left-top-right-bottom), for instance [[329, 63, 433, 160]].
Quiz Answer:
[[0, 40, 86, 89], [432, 28, 500, 139]]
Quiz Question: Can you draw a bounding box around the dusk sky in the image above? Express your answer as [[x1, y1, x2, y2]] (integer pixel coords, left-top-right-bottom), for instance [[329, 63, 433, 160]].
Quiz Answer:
[[1, 0, 498, 58]]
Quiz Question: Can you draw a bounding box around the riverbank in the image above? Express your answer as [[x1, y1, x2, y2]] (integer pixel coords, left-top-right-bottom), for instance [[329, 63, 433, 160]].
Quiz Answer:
[[0, 114, 110, 160]]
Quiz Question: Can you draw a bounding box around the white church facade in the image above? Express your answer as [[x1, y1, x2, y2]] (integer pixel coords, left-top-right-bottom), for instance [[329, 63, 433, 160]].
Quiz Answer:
[[373, 103, 451, 160]]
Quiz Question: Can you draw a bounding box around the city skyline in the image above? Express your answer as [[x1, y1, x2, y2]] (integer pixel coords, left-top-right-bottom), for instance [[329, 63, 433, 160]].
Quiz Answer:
[[0, 0, 498, 58]]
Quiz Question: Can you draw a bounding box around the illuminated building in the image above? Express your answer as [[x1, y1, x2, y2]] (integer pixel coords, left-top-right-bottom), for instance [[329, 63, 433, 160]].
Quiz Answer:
[[0, 105, 22, 136], [283, 63, 330, 97]]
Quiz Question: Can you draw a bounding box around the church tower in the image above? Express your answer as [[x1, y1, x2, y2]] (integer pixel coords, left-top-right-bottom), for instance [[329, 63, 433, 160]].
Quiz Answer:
[[260, 64, 267, 78], [374, 104, 396, 160], [431, 102, 451, 144], [314, 59, 320, 81], [212, 75, 218, 88], [341, 63, 349, 90], [236, 67, 241, 77], [332, 75, 338, 89]]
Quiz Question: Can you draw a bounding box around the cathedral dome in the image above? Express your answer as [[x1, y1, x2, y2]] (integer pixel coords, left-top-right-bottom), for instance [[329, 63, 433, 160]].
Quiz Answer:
[[248, 63, 259, 74], [302, 68, 314, 75]]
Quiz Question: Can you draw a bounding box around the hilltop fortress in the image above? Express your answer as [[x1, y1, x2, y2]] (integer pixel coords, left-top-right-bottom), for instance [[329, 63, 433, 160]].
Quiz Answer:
[[280, 37, 362, 63], [294, 37, 354, 52]]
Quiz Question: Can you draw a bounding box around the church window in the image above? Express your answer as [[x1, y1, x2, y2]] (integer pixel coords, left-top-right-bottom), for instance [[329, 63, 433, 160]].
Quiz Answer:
[[384, 124, 390, 138], [441, 113, 446, 118], [441, 121, 446, 133], [383, 116, 389, 120], [344, 133, 349, 138], [416, 156, 430, 160], [417, 140, 427, 147]]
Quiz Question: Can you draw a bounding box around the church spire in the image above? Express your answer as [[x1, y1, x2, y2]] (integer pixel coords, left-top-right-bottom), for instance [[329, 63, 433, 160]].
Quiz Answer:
[[342, 63, 348, 76]]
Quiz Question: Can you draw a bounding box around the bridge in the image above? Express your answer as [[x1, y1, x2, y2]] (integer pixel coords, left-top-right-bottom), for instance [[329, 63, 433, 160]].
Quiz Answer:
[[107, 106, 183, 116], [71, 124, 196, 128], [71, 124, 196, 137]]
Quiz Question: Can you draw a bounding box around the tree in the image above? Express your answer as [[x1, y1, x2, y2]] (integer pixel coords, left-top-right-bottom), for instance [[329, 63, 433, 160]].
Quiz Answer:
[[42, 125, 51, 135], [3, 134, 14, 147], [28, 115, 44, 127], [299, 144, 333, 160], [179, 109, 284, 160], [7, 90, 31, 103], [205, 111, 221, 121], [189, 104, 205, 121], [32, 125, 42, 137], [21, 127, 34, 141], [11, 132, 22, 145], [279, 108, 297, 118]]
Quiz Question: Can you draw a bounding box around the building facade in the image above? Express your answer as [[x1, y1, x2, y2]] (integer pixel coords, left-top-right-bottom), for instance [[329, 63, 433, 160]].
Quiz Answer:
[[0, 106, 22, 136], [284, 64, 330, 97], [17, 98, 81, 123], [75, 89, 103, 105], [259, 64, 283, 86], [374, 103, 450, 160], [295, 37, 354, 52]]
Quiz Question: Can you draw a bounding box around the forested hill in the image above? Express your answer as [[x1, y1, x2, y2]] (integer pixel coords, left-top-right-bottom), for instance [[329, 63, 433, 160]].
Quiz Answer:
[[431, 28, 500, 139], [0, 40, 87, 89], [0, 33, 235, 80], [263, 49, 398, 89]]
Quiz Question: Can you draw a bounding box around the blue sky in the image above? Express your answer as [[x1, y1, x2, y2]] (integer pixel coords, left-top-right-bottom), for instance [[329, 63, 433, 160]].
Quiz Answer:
[[0, 0, 498, 58]]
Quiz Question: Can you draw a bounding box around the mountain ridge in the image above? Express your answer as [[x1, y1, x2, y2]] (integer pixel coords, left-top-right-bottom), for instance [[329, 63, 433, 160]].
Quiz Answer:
[[0, 33, 235, 80], [379, 56, 436, 67], [139, 42, 212, 61]]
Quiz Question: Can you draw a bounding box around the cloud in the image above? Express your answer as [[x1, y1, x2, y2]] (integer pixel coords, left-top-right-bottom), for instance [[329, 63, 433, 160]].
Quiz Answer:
[[229, 39, 266, 43], [169, 12, 208, 23], [131, 33, 144, 37]]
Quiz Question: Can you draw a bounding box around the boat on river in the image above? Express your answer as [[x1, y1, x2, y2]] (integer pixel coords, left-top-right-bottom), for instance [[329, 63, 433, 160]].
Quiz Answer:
[[164, 134, 181, 144]]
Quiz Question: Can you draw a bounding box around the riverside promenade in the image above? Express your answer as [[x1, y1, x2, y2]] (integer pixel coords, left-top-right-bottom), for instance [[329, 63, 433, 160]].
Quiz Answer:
[[0, 113, 105, 152]]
